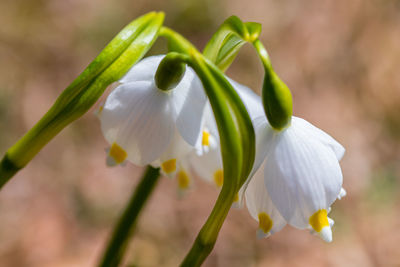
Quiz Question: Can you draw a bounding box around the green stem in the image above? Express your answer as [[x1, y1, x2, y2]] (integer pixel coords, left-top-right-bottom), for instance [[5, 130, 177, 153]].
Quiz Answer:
[[97, 166, 160, 267], [180, 187, 236, 267], [160, 26, 254, 267], [252, 39, 272, 69], [0, 155, 21, 188], [159, 27, 195, 54]]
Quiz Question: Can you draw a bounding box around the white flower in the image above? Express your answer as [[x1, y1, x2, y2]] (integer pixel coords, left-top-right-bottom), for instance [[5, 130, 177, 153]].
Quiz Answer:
[[97, 55, 206, 178], [189, 78, 264, 191], [245, 116, 345, 242]]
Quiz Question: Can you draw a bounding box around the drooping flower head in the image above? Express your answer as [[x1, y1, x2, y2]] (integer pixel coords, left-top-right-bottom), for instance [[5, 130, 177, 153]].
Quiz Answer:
[[242, 40, 347, 242], [245, 116, 346, 242], [98, 55, 206, 177]]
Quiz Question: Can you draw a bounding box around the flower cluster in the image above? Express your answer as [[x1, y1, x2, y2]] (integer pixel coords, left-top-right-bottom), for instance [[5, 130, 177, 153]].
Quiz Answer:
[[97, 55, 346, 242]]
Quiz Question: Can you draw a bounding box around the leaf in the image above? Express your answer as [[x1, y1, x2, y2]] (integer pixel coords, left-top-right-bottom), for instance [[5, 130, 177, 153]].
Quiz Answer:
[[1, 12, 164, 186]]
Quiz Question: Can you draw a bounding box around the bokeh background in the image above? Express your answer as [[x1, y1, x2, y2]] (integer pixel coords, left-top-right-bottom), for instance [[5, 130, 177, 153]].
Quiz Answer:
[[1, 0, 400, 266]]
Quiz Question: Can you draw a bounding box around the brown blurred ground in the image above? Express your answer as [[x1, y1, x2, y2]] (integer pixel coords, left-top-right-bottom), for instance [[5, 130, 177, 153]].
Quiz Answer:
[[1, 0, 400, 266]]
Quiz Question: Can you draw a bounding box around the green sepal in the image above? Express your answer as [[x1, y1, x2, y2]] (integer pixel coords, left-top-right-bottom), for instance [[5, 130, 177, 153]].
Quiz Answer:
[[0, 12, 164, 187]]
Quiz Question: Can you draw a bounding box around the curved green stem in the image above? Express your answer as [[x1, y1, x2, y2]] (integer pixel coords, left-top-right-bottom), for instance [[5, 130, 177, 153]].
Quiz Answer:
[[180, 187, 236, 267], [97, 166, 160, 267], [160, 27, 255, 267], [252, 39, 272, 70], [159, 27, 195, 54]]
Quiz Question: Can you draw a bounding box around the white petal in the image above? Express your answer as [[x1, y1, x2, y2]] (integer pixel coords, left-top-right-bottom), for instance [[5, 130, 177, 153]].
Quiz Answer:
[[119, 55, 164, 83], [100, 81, 175, 165], [246, 166, 286, 237], [250, 117, 277, 175], [176, 160, 194, 194], [319, 226, 333, 242], [188, 103, 222, 185], [190, 143, 223, 186], [173, 68, 207, 146], [337, 187, 346, 200], [264, 123, 343, 229], [154, 127, 195, 178], [328, 217, 335, 227], [292, 117, 345, 161], [201, 104, 219, 136], [227, 77, 264, 119], [160, 129, 194, 162]]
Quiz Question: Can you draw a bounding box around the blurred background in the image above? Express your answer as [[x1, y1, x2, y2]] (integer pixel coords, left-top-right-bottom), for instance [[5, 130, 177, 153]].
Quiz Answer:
[[1, 0, 400, 266]]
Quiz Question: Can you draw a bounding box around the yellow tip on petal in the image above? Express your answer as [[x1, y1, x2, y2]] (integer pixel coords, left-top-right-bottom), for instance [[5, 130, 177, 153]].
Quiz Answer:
[[258, 212, 273, 234], [177, 170, 190, 190], [213, 169, 224, 187], [309, 209, 330, 233], [202, 131, 210, 146], [109, 143, 127, 164], [161, 159, 177, 174]]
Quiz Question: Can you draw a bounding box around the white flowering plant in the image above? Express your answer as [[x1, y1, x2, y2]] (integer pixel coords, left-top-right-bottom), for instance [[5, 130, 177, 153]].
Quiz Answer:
[[0, 12, 345, 267]]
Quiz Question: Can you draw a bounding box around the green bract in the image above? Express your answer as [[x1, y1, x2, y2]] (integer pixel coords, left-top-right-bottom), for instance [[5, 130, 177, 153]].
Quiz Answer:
[[0, 12, 164, 188]]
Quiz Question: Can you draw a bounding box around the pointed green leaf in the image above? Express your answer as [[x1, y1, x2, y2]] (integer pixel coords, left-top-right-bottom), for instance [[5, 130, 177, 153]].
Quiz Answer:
[[0, 12, 164, 187]]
